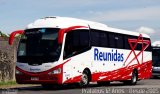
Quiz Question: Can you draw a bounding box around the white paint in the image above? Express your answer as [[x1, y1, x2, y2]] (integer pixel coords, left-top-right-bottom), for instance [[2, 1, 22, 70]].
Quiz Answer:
[[16, 16, 152, 83]]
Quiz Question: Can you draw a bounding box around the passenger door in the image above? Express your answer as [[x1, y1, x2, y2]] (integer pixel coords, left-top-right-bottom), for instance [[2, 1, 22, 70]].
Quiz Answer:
[[62, 27, 91, 83]]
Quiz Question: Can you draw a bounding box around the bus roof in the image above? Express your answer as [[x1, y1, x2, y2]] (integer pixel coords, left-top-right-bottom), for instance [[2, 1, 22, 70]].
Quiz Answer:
[[26, 16, 150, 38], [152, 41, 160, 47]]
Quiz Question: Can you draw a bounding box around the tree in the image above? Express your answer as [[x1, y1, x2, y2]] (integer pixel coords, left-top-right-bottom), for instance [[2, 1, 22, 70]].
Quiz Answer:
[[0, 31, 8, 37]]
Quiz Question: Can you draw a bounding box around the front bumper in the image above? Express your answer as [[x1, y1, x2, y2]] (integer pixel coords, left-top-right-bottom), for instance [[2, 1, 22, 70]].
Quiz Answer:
[[16, 74, 61, 84], [152, 68, 160, 77], [152, 71, 160, 76], [16, 67, 62, 84]]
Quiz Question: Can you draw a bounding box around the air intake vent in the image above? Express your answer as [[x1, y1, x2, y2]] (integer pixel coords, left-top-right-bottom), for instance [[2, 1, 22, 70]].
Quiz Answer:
[[42, 16, 57, 19]]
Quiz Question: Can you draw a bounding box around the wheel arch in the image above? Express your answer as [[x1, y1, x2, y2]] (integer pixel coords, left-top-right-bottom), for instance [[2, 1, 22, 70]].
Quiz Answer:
[[83, 68, 92, 81]]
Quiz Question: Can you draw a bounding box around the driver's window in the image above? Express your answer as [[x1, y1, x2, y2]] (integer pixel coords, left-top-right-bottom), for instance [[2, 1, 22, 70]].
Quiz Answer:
[[63, 29, 89, 59]]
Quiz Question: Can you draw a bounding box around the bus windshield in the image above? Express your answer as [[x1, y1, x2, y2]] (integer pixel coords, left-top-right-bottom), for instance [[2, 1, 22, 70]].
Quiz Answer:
[[17, 28, 61, 64], [152, 47, 160, 67]]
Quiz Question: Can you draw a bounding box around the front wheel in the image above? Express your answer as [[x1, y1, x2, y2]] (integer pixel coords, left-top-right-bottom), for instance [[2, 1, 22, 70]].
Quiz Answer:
[[41, 84, 62, 89], [79, 71, 90, 87], [41, 84, 53, 89], [97, 81, 110, 86]]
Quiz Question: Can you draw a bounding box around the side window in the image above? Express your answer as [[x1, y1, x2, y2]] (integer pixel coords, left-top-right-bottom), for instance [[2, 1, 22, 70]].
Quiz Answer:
[[124, 35, 130, 49], [73, 31, 79, 46], [80, 31, 89, 46], [108, 33, 115, 48], [90, 30, 108, 47], [63, 29, 89, 59], [63, 31, 74, 59], [99, 32, 108, 47], [91, 30, 99, 46], [129, 36, 142, 50], [115, 34, 124, 49], [144, 38, 151, 51], [125, 35, 143, 51]]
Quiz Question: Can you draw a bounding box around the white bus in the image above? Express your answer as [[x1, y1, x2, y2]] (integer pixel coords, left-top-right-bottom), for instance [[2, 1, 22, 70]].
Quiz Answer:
[[152, 41, 160, 78], [9, 16, 152, 87]]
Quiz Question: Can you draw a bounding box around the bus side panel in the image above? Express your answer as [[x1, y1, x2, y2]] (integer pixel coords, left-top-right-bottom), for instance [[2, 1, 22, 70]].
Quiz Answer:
[[62, 50, 92, 84], [62, 47, 152, 83], [91, 47, 132, 82], [91, 47, 152, 82], [138, 52, 152, 79]]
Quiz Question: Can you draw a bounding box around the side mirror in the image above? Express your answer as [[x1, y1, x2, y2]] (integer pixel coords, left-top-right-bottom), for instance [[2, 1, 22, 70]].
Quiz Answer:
[[9, 30, 24, 45], [58, 26, 88, 44]]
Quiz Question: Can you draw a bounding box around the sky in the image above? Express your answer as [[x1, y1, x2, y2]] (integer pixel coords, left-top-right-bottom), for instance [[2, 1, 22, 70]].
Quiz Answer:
[[0, 0, 160, 42]]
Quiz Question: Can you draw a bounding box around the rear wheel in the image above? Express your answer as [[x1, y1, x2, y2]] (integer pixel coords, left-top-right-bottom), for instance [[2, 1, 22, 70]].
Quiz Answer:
[[123, 70, 138, 85]]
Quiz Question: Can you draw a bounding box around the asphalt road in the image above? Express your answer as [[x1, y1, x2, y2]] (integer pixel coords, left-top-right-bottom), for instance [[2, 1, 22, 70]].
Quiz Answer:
[[1, 78, 160, 94]]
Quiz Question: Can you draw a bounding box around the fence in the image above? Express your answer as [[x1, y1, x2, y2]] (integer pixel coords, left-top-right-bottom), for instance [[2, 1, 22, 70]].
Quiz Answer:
[[0, 37, 19, 82]]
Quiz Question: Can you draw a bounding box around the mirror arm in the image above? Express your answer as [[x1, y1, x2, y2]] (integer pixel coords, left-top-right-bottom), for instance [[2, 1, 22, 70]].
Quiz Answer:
[[58, 26, 88, 44], [9, 30, 24, 45]]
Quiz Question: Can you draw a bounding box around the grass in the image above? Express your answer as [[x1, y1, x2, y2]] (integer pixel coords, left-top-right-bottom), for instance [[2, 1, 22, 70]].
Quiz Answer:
[[0, 81, 17, 86]]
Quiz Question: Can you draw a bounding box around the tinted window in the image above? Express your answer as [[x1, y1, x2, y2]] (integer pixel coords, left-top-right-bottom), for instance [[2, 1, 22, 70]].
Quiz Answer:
[[99, 32, 108, 47], [108, 33, 115, 48], [90, 29, 151, 51], [144, 38, 151, 51], [125, 35, 139, 50], [64, 29, 90, 59], [17, 28, 61, 64], [124, 35, 151, 51], [152, 47, 160, 67], [115, 34, 124, 49], [124, 35, 130, 49], [90, 29, 109, 47], [91, 30, 99, 46], [80, 31, 89, 46]]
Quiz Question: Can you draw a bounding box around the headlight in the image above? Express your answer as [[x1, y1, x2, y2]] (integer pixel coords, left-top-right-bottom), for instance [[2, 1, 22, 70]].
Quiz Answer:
[[16, 69, 22, 74], [48, 68, 61, 74]]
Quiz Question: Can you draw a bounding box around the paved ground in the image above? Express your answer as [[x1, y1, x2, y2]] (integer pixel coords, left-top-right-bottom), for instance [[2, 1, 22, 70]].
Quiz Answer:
[[0, 78, 160, 94]]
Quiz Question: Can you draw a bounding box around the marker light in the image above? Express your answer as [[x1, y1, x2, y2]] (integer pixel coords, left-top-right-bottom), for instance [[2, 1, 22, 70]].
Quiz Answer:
[[48, 68, 61, 74], [16, 69, 22, 74]]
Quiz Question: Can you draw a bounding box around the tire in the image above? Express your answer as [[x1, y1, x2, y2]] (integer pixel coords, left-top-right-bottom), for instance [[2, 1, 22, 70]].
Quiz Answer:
[[152, 76, 159, 79], [41, 84, 53, 89], [123, 70, 138, 85], [41, 84, 62, 89], [80, 71, 90, 87], [97, 81, 110, 86]]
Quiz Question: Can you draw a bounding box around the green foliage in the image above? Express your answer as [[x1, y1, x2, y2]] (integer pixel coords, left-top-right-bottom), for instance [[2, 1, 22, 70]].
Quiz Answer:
[[0, 31, 22, 38], [0, 81, 17, 86], [0, 31, 8, 38], [15, 34, 22, 38]]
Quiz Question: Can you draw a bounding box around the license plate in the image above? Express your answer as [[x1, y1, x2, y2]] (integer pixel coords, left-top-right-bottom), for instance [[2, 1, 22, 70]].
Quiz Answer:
[[31, 77, 39, 81]]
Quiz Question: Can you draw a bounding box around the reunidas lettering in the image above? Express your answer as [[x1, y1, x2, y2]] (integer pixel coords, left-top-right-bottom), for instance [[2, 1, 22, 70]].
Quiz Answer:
[[94, 48, 124, 62]]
